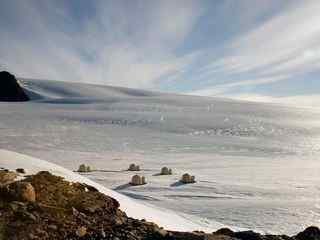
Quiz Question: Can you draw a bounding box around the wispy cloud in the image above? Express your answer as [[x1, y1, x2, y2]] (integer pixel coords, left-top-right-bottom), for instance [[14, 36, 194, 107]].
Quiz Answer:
[[189, 75, 289, 96], [1, 0, 320, 105], [225, 93, 320, 109], [0, 0, 204, 88], [190, 0, 320, 98]]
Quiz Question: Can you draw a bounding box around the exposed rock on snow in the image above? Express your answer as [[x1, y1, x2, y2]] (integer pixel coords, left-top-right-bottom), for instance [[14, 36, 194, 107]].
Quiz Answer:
[[128, 163, 140, 171], [0, 71, 29, 101], [181, 173, 196, 184], [131, 174, 146, 186], [16, 168, 26, 174]]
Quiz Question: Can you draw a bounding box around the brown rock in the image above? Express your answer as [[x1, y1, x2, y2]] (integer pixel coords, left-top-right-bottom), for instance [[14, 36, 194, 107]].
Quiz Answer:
[[76, 226, 87, 237], [0, 170, 17, 186], [48, 224, 57, 231], [15, 182, 36, 202]]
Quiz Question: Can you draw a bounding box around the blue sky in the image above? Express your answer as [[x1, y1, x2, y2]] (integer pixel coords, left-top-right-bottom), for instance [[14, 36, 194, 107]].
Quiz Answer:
[[1, 0, 320, 106]]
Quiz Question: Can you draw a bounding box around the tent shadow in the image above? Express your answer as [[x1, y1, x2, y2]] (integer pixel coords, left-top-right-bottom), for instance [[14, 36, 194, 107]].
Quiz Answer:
[[170, 181, 185, 187], [113, 183, 131, 191]]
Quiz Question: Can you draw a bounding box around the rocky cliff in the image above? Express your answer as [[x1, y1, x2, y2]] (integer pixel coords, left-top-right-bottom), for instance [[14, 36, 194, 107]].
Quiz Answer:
[[0, 71, 29, 101]]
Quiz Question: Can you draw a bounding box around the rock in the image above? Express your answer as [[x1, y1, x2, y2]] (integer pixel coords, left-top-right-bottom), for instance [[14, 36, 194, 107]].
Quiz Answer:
[[3, 170, 315, 240], [234, 230, 263, 240], [295, 226, 320, 240], [48, 225, 57, 231], [9, 201, 26, 212], [0, 170, 17, 186], [28, 233, 38, 239], [156, 228, 168, 237], [180, 173, 196, 184], [160, 167, 172, 175], [128, 163, 140, 171], [0, 71, 29, 102], [21, 211, 37, 222], [76, 226, 87, 237], [215, 228, 234, 236], [16, 168, 26, 174], [130, 175, 146, 186], [14, 182, 36, 202]]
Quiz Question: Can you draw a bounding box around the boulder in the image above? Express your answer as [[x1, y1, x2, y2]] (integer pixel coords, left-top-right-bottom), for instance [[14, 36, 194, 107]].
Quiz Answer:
[[16, 168, 26, 174], [160, 167, 172, 175], [76, 226, 87, 237], [0, 71, 29, 101], [180, 173, 196, 184], [11, 182, 36, 202], [295, 226, 320, 240], [0, 170, 17, 186], [234, 230, 263, 240], [128, 163, 140, 171], [130, 175, 146, 186], [214, 228, 234, 236]]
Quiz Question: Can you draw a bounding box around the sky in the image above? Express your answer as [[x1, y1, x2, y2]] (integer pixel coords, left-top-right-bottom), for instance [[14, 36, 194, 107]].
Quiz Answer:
[[1, 0, 320, 107]]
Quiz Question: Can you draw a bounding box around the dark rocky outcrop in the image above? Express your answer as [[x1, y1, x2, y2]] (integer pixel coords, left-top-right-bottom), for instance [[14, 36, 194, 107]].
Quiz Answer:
[[0, 171, 319, 240], [0, 71, 29, 101], [295, 226, 320, 240]]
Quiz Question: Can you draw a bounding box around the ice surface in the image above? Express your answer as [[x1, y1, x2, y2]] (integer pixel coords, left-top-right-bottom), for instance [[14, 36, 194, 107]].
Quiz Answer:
[[0, 78, 320, 234]]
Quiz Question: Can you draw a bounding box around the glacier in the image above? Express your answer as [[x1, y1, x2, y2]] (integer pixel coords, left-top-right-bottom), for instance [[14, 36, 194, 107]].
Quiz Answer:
[[0, 78, 320, 234]]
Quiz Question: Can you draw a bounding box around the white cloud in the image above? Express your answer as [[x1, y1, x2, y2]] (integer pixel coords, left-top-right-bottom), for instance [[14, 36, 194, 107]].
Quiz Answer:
[[1, 0, 320, 103], [189, 75, 289, 96], [225, 0, 320, 74], [225, 93, 320, 109], [194, 0, 320, 95], [0, 0, 204, 88]]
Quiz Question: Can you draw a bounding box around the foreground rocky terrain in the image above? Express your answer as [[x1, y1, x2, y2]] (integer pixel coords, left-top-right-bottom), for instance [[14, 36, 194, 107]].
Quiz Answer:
[[0, 169, 319, 240]]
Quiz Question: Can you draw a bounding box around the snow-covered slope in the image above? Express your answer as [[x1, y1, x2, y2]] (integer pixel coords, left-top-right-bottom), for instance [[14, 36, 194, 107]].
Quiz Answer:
[[1, 79, 320, 234], [0, 149, 221, 232]]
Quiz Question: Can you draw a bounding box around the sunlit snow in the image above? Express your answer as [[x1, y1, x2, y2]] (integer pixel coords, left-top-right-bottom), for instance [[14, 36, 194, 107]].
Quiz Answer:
[[1, 79, 320, 234]]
